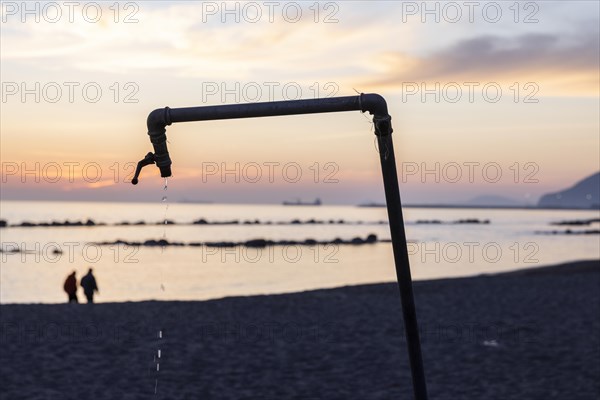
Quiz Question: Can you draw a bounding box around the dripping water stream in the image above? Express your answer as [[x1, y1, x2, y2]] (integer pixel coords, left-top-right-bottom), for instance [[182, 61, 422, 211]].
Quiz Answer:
[[154, 178, 168, 395], [160, 178, 168, 290]]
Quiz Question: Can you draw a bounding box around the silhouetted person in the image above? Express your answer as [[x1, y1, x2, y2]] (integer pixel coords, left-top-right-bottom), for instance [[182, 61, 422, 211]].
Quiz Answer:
[[80, 268, 99, 304], [63, 271, 78, 303]]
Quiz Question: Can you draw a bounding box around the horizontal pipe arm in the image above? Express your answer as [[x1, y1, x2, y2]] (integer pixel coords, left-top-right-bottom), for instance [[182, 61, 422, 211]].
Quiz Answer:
[[148, 93, 389, 131], [170, 95, 361, 123]]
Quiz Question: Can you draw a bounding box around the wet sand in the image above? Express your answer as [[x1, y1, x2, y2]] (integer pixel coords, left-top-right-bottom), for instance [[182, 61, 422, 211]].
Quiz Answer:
[[1, 260, 599, 399]]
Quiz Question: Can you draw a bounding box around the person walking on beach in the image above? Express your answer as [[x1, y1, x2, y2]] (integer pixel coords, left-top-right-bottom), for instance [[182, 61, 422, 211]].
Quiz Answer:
[[63, 271, 78, 303], [80, 268, 99, 304]]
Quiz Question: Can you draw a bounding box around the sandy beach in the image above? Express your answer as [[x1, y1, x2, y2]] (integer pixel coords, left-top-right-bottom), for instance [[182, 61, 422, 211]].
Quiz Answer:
[[1, 260, 598, 399]]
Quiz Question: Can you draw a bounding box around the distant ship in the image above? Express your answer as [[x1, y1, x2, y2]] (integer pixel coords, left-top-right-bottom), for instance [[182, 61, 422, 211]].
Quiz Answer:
[[178, 199, 213, 204], [358, 202, 386, 208], [283, 198, 322, 206]]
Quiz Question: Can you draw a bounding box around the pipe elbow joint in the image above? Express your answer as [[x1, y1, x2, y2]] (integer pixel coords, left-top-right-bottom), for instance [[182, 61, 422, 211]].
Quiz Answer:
[[147, 107, 173, 178], [360, 93, 388, 117], [360, 93, 393, 137], [147, 107, 172, 138]]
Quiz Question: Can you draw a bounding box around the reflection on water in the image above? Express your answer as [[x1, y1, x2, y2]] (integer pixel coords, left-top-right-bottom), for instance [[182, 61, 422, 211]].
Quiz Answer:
[[1, 201, 598, 303]]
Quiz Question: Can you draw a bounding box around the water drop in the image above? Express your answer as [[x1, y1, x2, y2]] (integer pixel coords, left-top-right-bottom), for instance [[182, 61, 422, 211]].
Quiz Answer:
[[162, 196, 167, 202], [157, 349, 161, 358], [156, 364, 160, 372], [158, 330, 163, 339]]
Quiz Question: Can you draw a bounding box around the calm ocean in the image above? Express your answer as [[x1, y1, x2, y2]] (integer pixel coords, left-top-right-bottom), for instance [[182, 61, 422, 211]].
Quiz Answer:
[[1, 200, 598, 303]]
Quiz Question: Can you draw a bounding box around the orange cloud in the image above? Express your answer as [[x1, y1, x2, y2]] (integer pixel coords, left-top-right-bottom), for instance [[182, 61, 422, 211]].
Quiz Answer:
[[363, 33, 600, 96]]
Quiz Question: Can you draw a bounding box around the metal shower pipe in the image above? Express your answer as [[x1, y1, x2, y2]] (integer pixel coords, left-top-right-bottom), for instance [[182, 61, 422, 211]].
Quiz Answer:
[[132, 93, 428, 400]]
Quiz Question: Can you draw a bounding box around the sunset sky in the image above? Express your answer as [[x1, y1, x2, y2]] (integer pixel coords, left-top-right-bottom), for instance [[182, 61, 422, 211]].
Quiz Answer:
[[1, 1, 598, 204]]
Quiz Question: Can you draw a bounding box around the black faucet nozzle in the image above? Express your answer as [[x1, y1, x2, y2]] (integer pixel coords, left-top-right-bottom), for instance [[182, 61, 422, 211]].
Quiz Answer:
[[159, 165, 172, 178]]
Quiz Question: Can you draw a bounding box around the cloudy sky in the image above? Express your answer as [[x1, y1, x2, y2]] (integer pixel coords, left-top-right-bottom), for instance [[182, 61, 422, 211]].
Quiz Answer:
[[1, 1, 598, 204]]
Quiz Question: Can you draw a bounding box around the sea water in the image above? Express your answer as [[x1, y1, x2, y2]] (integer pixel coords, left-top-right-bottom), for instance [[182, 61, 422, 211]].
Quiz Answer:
[[1, 200, 598, 303]]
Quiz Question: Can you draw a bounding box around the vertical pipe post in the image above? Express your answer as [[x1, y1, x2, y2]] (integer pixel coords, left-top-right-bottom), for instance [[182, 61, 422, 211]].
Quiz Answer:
[[376, 127, 428, 400]]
